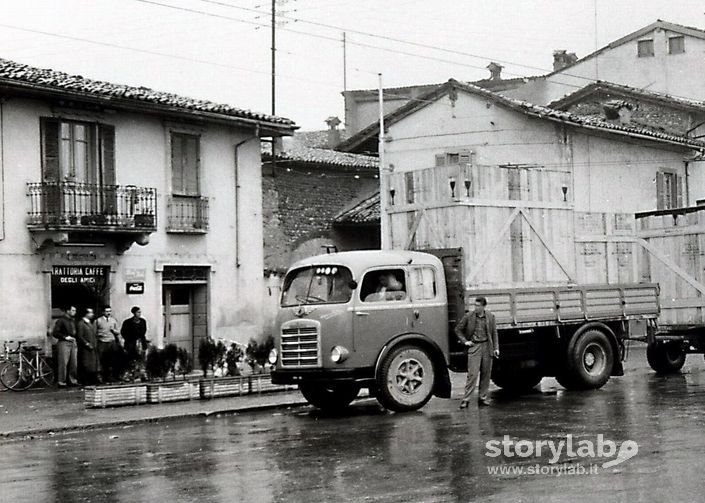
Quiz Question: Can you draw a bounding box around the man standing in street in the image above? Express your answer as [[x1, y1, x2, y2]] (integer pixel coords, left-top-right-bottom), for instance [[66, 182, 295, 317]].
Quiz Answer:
[[76, 308, 99, 385], [455, 296, 499, 408], [52, 305, 79, 388], [121, 306, 148, 378], [95, 305, 120, 382]]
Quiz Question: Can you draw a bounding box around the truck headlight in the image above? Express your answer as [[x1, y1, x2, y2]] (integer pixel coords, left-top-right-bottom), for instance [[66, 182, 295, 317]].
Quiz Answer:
[[268, 348, 278, 365], [330, 345, 349, 364]]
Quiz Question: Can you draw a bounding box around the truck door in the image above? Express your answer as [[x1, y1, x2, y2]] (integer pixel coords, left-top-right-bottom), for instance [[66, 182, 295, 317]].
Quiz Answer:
[[353, 267, 412, 360], [408, 265, 448, 356]]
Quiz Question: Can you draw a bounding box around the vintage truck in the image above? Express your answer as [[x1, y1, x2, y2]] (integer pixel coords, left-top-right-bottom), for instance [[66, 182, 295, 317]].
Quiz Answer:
[[269, 249, 660, 412]]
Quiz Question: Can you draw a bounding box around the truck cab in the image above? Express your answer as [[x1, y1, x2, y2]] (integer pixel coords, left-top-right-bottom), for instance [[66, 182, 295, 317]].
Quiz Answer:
[[270, 250, 452, 412]]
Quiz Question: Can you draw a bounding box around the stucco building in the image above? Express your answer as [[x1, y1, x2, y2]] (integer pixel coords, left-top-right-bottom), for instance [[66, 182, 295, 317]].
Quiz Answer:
[[0, 57, 296, 355]]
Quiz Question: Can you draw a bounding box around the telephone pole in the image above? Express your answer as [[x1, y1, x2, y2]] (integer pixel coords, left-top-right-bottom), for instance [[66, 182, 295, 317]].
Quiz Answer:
[[271, 0, 276, 116]]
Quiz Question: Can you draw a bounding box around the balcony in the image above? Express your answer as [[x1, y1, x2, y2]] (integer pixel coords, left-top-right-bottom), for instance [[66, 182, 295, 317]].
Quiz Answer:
[[167, 195, 209, 233], [27, 182, 157, 251]]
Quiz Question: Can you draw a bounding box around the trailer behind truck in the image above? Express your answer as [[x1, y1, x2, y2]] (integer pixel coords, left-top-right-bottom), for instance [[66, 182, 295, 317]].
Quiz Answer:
[[269, 249, 660, 412]]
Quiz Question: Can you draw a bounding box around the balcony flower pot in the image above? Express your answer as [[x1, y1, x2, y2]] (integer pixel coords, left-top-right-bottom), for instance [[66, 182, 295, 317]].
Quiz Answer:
[[134, 214, 155, 228], [146, 379, 198, 404], [199, 375, 249, 399], [83, 382, 147, 408]]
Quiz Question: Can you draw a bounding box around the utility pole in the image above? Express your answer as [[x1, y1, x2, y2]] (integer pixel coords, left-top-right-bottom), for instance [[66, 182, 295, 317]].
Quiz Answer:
[[378, 73, 389, 250], [343, 32, 348, 128], [271, 0, 276, 116]]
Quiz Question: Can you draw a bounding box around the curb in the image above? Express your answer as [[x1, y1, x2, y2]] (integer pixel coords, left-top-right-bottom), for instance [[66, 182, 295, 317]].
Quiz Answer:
[[0, 397, 311, 442]]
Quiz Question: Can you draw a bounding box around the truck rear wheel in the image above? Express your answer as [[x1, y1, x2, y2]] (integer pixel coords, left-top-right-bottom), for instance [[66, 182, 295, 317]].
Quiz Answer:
[[561, 329, 614, 390], [376, 345, 435, 412], [647, 342, 686, 374], [491, 368, 543, 393], [299, 383, 360, 411]]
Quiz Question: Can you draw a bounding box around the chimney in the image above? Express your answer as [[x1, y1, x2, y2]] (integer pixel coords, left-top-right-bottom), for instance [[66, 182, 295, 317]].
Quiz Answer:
[[325, 116, 342, 148], [552, 50, 578, 71], [486, 62, 503, 80]]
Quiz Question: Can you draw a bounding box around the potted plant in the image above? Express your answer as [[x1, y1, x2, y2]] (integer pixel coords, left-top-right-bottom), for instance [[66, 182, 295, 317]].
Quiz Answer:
[[199, 340, 249, 399], [84, 344, 148, 408], [145, 345, 197, 403]]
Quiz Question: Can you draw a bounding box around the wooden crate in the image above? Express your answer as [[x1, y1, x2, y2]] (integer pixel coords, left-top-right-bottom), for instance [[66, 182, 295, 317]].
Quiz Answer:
[[199, 376, 249, 399], [84, 383, 147, 408], [146, 380, 198, 404]]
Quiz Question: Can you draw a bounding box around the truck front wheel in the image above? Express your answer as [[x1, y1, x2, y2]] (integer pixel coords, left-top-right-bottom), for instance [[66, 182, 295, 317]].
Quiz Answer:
[[561, 329, 614, 390], [299, 383, 360, 411], [376, 345, 435, 412], [647, 342, 686, 374]]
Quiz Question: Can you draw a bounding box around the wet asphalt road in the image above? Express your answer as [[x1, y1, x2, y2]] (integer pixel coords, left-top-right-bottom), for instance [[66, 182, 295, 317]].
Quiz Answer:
[[2, 346, 705, 503]]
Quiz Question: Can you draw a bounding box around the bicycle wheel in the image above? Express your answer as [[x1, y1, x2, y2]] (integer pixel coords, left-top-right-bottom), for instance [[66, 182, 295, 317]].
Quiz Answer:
[[39, 358, 56, 387], [0, 362, 34, 391]]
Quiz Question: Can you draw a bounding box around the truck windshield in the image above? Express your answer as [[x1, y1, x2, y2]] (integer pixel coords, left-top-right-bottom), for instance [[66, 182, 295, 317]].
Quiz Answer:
[[281, 266, 353, 306]]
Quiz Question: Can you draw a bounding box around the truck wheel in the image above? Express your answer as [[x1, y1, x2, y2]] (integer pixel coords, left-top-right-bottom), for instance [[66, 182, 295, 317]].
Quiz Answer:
[[562, 329, 614, 390], [492, 368, 543, 393], [299, 383, 360, 411], [376, 345, 435, 412], [647, 342, 686, 374]]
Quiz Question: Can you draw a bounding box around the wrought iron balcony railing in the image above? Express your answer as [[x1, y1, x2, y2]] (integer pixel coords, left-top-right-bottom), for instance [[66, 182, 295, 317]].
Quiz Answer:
[[167, 195, 209, 233], [27, 182, 157, 231]]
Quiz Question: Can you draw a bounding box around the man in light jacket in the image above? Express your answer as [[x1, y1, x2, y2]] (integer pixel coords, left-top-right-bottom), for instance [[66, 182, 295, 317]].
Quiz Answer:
[[455, 296, 499, 408]]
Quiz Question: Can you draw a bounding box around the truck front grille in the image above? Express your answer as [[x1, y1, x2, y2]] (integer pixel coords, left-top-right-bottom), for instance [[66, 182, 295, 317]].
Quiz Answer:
[[280, 322, 320, 368]]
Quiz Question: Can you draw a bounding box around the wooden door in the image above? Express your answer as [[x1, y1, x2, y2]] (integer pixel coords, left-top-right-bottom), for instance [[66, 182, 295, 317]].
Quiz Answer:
[[163, 285, 193, 354]]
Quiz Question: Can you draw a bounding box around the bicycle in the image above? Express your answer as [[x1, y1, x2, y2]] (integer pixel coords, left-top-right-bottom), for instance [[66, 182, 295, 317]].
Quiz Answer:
[[0, 341, 56, 391], [0, 340, 23, 391]]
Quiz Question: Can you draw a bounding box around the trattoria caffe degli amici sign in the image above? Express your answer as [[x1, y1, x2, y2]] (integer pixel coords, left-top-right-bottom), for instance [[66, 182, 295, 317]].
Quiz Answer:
[[51, 265, 109, 285]]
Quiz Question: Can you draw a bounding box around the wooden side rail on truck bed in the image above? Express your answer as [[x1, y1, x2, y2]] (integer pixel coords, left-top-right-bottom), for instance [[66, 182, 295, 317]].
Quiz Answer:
[[468, 284, 660, 329]]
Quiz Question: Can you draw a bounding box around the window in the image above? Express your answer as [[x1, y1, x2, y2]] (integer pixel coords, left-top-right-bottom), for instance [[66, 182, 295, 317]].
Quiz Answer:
[[171, 132, 200, 196], [668, 36, 685, 54], [410, 267, 437, 301], [361, 269, 407, 302], [656, 171, 681, 210], [405, 171, 415, 204], [637, 39, 654, 57], [281, 266, 353, 306], [60, 122, 91, 182]]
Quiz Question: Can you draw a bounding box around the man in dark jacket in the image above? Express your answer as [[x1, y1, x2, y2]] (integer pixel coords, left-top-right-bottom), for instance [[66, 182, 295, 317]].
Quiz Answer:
[[121, 306, 148, 359], [76, 308, 99, 385], [52, 305, 79, 387], [455, 296, 500, 408]]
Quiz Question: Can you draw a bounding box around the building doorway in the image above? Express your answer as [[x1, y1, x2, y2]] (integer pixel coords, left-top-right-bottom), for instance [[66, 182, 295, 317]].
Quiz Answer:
[[162, 266, 209, 360], [50, 265, 110, 318]]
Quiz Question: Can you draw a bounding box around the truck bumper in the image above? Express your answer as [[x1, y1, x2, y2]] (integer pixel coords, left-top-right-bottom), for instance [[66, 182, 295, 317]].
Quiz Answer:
[[271, 367, 375, 386]]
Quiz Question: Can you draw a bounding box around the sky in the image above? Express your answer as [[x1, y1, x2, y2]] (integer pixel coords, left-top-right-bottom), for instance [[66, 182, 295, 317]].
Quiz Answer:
[[1, 0, 704, 130]]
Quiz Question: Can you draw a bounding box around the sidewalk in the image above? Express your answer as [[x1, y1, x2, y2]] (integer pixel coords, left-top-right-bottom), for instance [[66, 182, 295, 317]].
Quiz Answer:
[[0, 385, 309, 441]]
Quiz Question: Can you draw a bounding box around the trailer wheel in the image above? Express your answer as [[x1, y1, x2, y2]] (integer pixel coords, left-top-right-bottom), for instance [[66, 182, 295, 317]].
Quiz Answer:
[[491, 368, 543, 393], [647, 342, 686, 374], [376, 345, 435, 412], [562, 329, 614, 390], [299, 383, 360, 411]]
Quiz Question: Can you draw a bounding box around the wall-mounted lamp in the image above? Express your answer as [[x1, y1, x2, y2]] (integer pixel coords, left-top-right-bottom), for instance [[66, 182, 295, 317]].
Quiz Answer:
[[389, 188, 396, 205], [464, 179, 472, 198], [449, 177, 456, 199], [561, 185, 568, 202]]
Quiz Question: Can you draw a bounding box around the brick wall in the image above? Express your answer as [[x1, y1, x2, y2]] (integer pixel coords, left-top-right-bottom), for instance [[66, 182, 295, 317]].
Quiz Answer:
[[262, 163, 379, 271]]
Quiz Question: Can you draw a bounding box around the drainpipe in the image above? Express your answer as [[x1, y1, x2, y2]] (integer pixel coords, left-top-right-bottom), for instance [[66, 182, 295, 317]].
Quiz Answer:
[[0, 98, 5, 241], [234, 130, 257, 268]]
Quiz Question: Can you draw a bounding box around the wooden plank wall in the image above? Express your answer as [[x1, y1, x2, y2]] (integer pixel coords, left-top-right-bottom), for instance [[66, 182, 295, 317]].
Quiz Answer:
[[637, 209, 705, 325]]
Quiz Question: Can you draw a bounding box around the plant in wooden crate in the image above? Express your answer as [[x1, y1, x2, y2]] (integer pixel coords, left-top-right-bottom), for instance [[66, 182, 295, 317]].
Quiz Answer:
[[176, 347, 193, 378], [199, 339, 246, 399], [145, 345, 196, 403], [225, 344, 243, 377], [246, 335, 274, 374]]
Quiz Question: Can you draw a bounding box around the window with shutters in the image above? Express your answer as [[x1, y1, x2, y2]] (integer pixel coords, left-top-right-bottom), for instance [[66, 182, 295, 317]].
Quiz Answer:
[[668, 36, 685, 54], [171, 133, 200, 196], [656, 171, 682, 210], [637, 39, 654, 57]]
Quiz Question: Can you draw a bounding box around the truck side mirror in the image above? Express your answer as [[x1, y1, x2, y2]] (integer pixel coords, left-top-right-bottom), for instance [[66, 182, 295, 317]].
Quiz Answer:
[[348, 280, 358, 290]]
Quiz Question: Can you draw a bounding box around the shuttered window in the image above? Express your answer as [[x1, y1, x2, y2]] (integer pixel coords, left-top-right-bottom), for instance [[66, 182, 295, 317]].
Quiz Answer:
[[171, 133, 200, 196], [637, 39, 654, 57], [668, 36, 685, 54], [656, 171, 682, 210], [40, 118, 115, 186]]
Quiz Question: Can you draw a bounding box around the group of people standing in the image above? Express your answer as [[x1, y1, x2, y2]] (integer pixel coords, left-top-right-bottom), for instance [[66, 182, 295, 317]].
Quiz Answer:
[[51, 305, 149, 387]]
